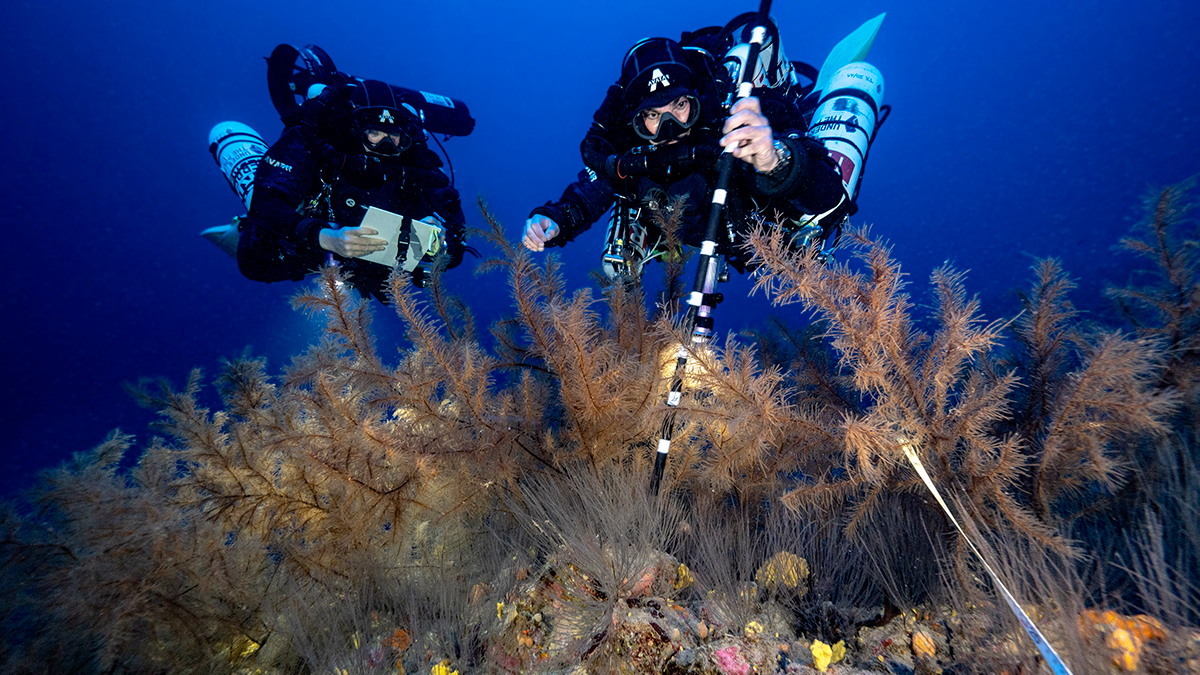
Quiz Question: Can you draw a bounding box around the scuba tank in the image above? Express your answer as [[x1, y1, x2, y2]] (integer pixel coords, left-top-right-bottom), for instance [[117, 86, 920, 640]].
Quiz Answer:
[[718, 12, 794, 90], [203, 121, 268, 258], [714, 14, 888, 217], [771, 62, 885, 256], [700, 12, 818, 116], [266, 44, 476, 138], [208, 121, 268, 210], [806, 62, 885, 204]]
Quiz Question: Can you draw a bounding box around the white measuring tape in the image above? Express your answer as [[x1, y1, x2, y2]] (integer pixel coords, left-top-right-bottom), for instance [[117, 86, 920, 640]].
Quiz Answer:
[[901, 440, 1074, 675]]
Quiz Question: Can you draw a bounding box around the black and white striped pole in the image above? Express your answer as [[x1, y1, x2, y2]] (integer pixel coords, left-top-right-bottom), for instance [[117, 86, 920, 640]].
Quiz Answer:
[[651, 0, 773, 496]]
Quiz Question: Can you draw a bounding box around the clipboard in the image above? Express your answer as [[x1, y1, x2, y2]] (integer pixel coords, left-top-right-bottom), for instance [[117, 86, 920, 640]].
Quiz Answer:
[[358, 206, 445, 272]]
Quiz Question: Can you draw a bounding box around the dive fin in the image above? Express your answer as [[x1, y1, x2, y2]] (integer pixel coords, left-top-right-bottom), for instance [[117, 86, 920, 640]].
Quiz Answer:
[[812, 13, 886, 98], [202, 221, 241, 259]]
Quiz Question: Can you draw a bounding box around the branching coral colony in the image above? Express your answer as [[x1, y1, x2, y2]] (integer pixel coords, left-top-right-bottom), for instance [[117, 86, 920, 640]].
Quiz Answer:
[[3, 183, 1199, 675]]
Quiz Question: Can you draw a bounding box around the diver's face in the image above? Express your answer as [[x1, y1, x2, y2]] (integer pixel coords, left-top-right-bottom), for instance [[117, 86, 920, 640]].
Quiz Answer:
[[637, 96, 692, 143], [362, 129, 407, 154]]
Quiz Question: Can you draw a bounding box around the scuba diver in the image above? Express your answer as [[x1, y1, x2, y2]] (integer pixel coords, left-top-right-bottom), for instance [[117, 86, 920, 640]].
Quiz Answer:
[[522, 15, 886, 285], [207, 45, 477, 301]]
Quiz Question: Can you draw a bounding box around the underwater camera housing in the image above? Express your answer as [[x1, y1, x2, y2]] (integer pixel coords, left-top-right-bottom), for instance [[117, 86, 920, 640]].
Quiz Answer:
[[266, 43, 476, 138]]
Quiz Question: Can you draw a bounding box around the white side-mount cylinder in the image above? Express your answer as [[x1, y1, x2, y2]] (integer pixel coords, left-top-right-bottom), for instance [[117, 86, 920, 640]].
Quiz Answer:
[[807, 62, 885, 202], [209, 121, 269, 210]]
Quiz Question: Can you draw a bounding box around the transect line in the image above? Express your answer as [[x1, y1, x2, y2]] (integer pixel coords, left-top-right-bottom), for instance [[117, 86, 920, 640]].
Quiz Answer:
[[901, 440, 1075, 675]]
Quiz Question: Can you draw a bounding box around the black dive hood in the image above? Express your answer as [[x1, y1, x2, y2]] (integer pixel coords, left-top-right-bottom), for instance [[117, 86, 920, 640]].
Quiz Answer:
[[266, 44, 476, 138]]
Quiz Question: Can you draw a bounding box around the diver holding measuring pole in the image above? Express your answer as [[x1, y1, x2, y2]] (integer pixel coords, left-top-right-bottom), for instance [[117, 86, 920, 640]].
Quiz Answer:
[[521, 6, 887, 494]]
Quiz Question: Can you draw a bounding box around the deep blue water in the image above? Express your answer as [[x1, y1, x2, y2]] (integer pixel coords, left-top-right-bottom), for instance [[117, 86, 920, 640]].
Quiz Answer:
[[2, 0, 1197, 495]]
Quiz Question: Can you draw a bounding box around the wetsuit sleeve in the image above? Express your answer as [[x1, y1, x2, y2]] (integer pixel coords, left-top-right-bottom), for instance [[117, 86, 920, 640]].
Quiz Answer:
[[745, 89, 848, 218], [742, 133, 852, 247], [236, 129, 329, 282], [580, 84, 627, 174], [529, 168, 616, 247], [753, 134, 846, 216]]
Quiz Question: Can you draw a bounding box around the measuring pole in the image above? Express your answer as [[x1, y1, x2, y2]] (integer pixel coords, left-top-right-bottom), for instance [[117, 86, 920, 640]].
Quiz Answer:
[[651, 0, 773, 495]]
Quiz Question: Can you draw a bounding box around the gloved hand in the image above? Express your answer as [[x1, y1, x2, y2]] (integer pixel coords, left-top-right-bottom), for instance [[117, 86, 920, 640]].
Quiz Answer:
[[523, 215, 560, 252], [342, 153, 404, 189]]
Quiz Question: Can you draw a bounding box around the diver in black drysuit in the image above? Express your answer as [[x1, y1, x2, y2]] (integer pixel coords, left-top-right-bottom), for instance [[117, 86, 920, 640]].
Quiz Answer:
[[237, 79, 468, 301], [523, 34, 849, 276]]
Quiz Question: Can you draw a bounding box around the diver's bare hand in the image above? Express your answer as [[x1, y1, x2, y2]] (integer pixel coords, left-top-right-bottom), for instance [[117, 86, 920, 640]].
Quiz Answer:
[[319, 226, 388, 258], [522, 216, 560, 252], [719, 96, 779, 173]]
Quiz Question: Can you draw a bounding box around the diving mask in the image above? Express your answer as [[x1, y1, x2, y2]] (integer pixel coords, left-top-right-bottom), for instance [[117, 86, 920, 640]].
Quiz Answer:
[[362, 128, 412, 155], [634, 95, 699, 143]]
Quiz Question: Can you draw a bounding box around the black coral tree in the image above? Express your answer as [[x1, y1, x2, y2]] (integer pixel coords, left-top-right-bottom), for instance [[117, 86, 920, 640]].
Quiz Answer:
[[745, 225, 1176, 559]]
